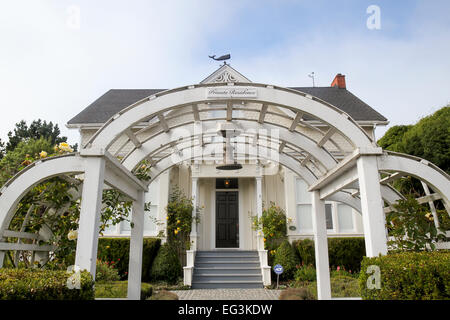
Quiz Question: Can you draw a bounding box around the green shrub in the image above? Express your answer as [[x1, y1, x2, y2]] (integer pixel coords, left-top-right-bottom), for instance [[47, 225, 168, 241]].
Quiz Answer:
[[328, 238, 365, 273], [148, 289, 179, 300], [279, 288, 314, 300], [95, 259, 120, 282], [293, 237, 366, 273], [151, 243, 182, 283], [94, 281, 152, 300], [97, 237, 160, 281], [359, 251, 450, 300], [293, 239, 315, 266], [330, 267, 358, 278], [294, 265, 316, 282], [331, 275, 360, 298], [273, 240, 300, 280], [0, 268, 94, 300]]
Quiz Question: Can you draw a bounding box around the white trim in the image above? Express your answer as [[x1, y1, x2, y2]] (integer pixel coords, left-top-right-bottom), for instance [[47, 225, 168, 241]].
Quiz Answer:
[[238, 179, 244, 250]]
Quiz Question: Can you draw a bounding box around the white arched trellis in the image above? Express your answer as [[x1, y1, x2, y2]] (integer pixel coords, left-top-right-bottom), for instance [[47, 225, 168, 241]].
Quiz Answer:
[[0, 82, 449, 300]]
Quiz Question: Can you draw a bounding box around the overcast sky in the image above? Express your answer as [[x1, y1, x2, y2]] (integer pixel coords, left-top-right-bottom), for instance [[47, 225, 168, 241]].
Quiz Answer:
[[1, 0, 449, 145]]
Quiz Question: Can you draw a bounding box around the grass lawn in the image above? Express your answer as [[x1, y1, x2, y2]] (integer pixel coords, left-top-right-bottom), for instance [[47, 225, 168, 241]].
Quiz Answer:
[[275, 275, 360, 299], [95, 278, 188, 299], [95, 281, 153, 299]]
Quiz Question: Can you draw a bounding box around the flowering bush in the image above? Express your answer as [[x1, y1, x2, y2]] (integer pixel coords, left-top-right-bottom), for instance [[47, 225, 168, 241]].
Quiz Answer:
[[252, 202, 287, 250], [164, 186, 200, 265], [1, 138, 140, 269], [95, 259, 120, 282]]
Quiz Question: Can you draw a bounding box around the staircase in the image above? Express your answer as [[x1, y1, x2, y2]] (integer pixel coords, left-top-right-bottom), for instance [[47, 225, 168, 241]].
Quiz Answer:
[[192, 250, 264, 289]]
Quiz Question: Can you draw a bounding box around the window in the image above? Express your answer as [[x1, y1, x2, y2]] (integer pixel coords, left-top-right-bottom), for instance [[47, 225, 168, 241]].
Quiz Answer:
[[337, 204, 354, 232], [103, 177, 161, 236], [325, 203, 333, 230], [144, 205, 158, 232], [295, 178, 334, 232], [295, 179, 312, 232]]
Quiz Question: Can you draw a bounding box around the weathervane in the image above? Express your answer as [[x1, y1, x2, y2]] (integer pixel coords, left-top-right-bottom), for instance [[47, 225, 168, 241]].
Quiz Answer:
[[209, 53, 231, 65], [308, 72, 315, 87]]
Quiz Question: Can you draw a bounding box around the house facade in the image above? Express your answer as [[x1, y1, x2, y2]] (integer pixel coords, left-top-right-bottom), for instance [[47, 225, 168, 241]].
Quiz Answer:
[[65, 64, 394, 288], [1, 63, 447, 297], [67, 65, 388, 250]]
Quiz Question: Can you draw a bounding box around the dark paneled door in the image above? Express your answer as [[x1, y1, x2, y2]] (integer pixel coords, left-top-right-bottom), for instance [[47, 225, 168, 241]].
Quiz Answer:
[[216, 191, 239, 248]]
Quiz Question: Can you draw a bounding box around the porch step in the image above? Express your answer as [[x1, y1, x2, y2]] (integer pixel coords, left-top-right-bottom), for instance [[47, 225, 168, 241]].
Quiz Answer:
[[194, 267, 261, 275], [192, 250, 264, 289]]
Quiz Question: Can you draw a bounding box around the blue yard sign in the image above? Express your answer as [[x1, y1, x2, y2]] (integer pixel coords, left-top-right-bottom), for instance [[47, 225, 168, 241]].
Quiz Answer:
[[273, 264, 283, 289], [274, 264, 284, 275]]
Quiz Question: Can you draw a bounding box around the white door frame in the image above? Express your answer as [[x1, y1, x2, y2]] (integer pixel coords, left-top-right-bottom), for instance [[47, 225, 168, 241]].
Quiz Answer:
[[211, 184, 242, 250]]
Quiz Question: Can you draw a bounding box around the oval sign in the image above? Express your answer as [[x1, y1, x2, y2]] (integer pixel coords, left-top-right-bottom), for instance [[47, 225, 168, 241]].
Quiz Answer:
[[273, 264, 284, 275]]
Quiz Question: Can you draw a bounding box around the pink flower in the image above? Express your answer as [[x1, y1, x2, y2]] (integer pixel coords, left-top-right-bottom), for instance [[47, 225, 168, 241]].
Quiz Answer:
[[337, 266, 340, 271]]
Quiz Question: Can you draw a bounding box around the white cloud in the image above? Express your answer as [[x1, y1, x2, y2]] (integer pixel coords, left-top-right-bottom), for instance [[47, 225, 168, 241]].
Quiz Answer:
[[0, 0, 448, 147], [0, 0, 243, 144]]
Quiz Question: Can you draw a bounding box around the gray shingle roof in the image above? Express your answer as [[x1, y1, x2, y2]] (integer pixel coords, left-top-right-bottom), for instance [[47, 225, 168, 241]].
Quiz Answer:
[[67, 87, 387, 125]]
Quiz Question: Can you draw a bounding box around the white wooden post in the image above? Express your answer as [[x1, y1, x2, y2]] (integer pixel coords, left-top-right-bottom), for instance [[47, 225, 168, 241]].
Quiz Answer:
[[190, 177, 199, 250], [0, 250, 4, 268], [357, 155, 388, 257], [127, 189, 145, 300], [255, 176, 271, 285], [74, 157, 105, 278], [255, 177, 264, 251], [312, 190, 331, 300]]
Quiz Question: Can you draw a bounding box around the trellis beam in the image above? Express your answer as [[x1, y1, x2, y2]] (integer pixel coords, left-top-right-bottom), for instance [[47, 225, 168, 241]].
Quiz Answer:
[[192, 104, 200, 121], [226, 102, 233, 121], [124, 128, 142, 148], [157, 114, 170, 132], [289, 111, 303, 131], [317, 128, 336, 147], [258, 104, 268, 123]]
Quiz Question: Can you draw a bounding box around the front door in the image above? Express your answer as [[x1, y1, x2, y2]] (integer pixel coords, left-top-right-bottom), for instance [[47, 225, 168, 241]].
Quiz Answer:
[[216, 191, 239, 248]]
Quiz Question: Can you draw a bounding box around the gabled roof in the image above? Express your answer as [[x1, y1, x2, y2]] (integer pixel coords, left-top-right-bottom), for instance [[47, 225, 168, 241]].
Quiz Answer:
[[67, 65, 387, 126], [290, 87, 387, 122], [67, 86, 387, 125]]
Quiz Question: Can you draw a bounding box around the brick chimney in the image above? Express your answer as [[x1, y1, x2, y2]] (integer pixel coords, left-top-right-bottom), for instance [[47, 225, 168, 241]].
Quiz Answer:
[[331, 73, 346, 89]]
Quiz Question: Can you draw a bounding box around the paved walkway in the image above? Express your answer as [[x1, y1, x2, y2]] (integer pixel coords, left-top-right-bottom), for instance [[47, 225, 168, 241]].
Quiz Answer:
[[170, 289, 282, 300]]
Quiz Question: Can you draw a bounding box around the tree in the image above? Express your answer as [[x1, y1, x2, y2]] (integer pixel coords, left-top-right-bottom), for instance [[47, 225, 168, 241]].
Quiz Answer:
[[0, 137, 54, 186], [377, 125, 412, 152], [377, 105, 450, 174], [0, 138, 5, 160], [5, 119, 77, 154], [386, 197, 447, 251], [2, 138, 135, 269]]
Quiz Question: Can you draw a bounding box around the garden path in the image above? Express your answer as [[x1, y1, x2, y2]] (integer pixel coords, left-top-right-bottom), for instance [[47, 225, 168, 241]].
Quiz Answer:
[[170, 289, 282, 300]]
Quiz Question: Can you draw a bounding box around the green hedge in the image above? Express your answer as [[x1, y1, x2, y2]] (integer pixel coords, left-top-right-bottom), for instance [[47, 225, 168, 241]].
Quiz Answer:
[[292, 237, 366, 272], [97, 237, 161, 282], [359, 251, 450, 300], [0, 268, 94, 300]]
